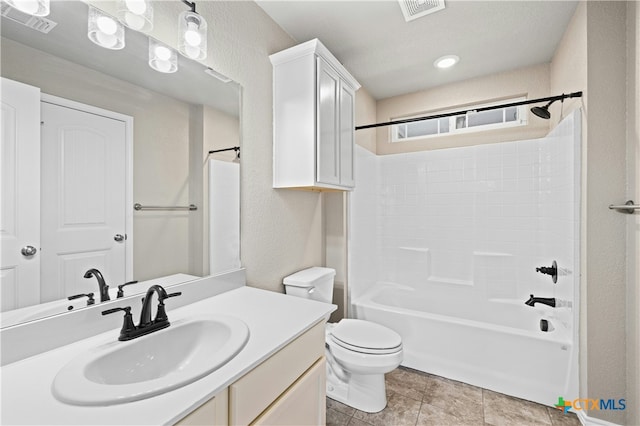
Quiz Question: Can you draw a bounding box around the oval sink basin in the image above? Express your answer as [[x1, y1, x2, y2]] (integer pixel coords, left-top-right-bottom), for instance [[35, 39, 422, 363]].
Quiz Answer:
[[52, 314, 249, 406]]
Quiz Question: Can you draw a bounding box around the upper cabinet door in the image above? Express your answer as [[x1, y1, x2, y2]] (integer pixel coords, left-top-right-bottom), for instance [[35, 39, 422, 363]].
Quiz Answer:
[[0, 78, 41, 311], [316, 57, 340, 186]]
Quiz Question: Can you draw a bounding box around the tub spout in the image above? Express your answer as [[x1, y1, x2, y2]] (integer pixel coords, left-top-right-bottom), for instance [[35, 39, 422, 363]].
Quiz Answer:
[[525, 294, 556, 308]]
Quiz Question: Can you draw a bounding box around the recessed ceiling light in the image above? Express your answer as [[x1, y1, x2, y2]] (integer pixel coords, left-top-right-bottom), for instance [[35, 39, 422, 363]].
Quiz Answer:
[[434, 55, 459, 69]]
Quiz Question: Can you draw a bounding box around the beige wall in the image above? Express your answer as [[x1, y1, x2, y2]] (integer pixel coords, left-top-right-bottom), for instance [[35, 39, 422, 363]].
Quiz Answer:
[[375, 63, 550, 155], [1, 37, 194, 282], [355, 87, 378, 153], [552, 2, 630, 424]]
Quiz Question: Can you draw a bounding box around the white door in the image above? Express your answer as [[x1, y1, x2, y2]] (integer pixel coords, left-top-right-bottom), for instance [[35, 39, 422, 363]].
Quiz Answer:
[[0, 78, 41, 311], [40, 101, 128, 302]]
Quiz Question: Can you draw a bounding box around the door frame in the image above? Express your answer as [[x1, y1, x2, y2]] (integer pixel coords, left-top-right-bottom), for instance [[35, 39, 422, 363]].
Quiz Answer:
[[40, 93, 134, 281]]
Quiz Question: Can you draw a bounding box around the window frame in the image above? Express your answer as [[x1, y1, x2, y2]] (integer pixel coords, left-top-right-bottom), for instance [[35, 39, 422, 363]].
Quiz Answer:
[[390, 97, 528, 143]]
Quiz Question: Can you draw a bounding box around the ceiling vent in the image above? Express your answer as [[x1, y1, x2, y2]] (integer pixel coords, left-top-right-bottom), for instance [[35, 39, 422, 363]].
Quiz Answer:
[[1, 3, 57, 34], [398, 0, 445, 22]]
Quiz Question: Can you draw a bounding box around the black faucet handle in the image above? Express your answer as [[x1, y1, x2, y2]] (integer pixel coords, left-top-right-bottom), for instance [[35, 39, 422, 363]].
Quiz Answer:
[[102, 306, 137, 341], [154, 292, 182, 323], [68, 292, 96, 306], [117, 280, 139, 298], [535, 260, 558, 283], [102, 306, 131, 316]]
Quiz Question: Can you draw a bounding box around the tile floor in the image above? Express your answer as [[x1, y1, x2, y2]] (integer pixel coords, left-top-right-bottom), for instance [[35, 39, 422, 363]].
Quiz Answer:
[[326, 367, 582, 426]]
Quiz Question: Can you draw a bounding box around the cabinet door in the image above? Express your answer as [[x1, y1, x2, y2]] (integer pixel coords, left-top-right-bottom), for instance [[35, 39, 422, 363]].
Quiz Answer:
[[316, 57, 340, 186], [339, 83, 355, 188], [175, 388, 228, 426], [252, 357, 326, 426]]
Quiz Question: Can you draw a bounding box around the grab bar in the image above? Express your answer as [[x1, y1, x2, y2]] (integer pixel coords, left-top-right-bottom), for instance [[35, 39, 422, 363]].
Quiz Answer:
[[134, 203, 197, 211], [608, 200, 640, 214]]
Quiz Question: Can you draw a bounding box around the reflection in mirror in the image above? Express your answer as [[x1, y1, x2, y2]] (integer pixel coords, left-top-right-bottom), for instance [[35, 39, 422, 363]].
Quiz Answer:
[[0, 1, 241, 328]]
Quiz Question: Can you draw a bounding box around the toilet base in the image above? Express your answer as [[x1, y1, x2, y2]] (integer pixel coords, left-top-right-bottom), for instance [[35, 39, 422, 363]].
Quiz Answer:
[[326, 367, 388, 413]]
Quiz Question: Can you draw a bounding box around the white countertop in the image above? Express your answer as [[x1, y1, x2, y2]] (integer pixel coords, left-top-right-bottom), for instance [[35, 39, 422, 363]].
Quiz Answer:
[[0, 286, 334, 425]]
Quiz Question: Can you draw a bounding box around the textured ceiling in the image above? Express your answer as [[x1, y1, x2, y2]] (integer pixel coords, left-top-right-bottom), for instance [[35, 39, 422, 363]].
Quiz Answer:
[[257, 0, 579, 100]]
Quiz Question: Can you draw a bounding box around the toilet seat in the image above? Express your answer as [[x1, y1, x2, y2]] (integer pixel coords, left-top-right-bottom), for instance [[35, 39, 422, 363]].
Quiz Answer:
[[328, 319, 402, 355]]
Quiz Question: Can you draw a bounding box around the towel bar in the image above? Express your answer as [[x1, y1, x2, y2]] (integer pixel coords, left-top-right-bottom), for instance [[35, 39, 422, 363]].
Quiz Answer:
[[134, 203, 197, 211]]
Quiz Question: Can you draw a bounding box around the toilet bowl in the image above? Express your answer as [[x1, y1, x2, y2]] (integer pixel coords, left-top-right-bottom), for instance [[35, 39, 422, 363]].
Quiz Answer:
[[283, 267, 403, 413]]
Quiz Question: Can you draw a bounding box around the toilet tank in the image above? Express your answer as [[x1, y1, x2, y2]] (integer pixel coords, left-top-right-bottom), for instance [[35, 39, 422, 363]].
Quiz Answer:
[[283, 267, 335, 304]]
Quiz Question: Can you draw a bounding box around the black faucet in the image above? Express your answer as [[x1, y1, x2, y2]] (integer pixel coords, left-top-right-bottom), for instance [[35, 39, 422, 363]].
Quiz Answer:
[[84, 269, 110, 302], [139, 285, 181, 328], [117, 280, 139, 298], [525, 294, 556, 308], [102, 284, 182, 341]]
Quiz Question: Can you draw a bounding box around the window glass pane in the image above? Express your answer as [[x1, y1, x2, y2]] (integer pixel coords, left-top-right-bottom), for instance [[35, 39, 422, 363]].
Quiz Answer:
[[505, 107, 518, 122], [407, 118, 438, 137], [455, 116, 466, 129], [396, 124, 407, 139], [439, 118, 449, 133], [468, 109, 503, 127]]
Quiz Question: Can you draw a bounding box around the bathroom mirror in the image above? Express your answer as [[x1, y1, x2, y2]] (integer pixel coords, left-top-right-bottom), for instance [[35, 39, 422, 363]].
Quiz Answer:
[[0, 1, 241, 328]]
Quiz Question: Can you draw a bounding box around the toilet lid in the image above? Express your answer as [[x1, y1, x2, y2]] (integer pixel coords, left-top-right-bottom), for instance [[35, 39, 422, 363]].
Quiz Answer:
[[329, 319, 402, 354]]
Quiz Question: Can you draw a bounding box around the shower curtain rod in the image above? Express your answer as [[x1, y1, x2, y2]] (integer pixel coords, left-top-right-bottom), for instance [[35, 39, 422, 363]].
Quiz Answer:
[[355, 91, 583, 131], [208, 146, 240, 155]]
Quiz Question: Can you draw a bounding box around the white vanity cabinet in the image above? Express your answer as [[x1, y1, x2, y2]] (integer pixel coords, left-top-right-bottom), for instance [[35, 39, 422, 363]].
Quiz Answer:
[[271, 39, 360, 191], [175, 320, 326, 426]]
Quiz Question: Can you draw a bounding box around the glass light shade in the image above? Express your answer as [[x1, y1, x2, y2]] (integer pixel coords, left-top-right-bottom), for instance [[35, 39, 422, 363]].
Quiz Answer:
[[178, 11, 207, 60], [88, 6, 125, 50], [5, 0, 49, 16], [116, 0, 153, 32], [148, 39, 178, 73]]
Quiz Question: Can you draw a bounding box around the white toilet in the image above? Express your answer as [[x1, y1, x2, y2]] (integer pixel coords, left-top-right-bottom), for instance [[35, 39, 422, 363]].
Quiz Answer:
[[283, 267, 403, 413]]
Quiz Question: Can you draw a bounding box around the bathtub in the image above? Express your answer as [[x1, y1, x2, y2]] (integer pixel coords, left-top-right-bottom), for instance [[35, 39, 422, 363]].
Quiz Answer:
[[352, 284, 577, 407]]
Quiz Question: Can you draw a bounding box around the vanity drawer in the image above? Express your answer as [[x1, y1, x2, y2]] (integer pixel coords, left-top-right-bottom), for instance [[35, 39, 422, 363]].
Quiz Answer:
[[229, 320, 325, 425]]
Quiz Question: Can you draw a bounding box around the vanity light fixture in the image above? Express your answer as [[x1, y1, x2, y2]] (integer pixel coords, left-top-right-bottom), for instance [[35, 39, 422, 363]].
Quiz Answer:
[[4, 0, 49, 16], [434, 54, 459, 69], [88, 6, 125, 50], [178, 0, 207, 60], [149, 38, 178, 73], [116, 0, 153, 32]]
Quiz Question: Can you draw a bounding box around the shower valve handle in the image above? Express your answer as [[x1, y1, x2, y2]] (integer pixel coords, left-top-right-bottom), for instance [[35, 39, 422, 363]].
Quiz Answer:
[[536, 260, 558, 283]]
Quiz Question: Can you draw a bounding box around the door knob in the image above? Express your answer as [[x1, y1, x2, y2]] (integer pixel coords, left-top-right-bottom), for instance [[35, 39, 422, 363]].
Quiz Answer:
[[114, 234, 126, 242], [21, 245, 37, 256]]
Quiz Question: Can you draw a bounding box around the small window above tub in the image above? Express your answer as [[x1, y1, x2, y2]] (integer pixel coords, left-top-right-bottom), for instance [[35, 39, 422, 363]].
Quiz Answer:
[[391, 97, 528, 143]]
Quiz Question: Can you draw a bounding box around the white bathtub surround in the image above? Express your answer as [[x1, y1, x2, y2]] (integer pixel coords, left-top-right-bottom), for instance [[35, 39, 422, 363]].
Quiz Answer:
[[209, 159, 241, 274], [349, 111, 581, 407]]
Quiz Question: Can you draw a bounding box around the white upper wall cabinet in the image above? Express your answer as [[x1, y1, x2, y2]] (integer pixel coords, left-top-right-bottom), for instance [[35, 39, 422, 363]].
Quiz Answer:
[[271, 39, 360, 191]]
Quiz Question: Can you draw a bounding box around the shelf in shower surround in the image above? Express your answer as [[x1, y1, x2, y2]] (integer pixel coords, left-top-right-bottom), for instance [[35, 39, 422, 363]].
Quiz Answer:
[[426, 276, 473, 287]]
